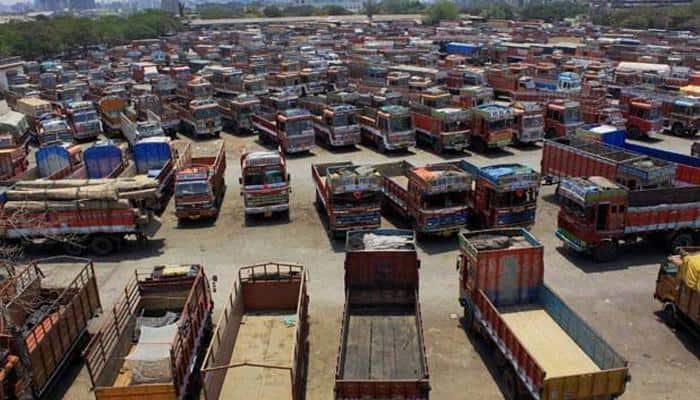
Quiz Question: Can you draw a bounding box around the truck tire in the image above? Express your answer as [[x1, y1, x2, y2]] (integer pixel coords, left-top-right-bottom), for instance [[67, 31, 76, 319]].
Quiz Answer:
[[63, 241, 85, 256], [672, 122, 684, 136], [377, 140, 386, 154], [90, 236, 115, 256], [662, 303, 677, 328], [432, 139, 443, 154], [593, 240, 618, 262], [668, 231, 694, 253], [627, 126, 641, 140], [471, 137, 486, 153]]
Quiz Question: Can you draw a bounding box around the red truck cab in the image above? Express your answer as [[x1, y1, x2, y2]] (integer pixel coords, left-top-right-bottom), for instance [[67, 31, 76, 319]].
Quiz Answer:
[[545, 100, 583, 138], [174, 141, 226, 220], [411, 87, 469, 153], [240, 151, 291, 220], [253, 93, 315, 154], [469, 103, 514, 152], [619, 95, 663, 139]]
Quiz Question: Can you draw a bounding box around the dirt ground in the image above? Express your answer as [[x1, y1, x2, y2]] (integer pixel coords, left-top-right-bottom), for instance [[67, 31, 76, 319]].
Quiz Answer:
[[35, 130, 699, 400]]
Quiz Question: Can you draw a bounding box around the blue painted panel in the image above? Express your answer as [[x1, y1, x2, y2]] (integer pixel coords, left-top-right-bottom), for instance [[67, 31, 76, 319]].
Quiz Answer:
[[84, 142, 122, 179], [133, 139, 171, 175], [36, 144, 70, 178]]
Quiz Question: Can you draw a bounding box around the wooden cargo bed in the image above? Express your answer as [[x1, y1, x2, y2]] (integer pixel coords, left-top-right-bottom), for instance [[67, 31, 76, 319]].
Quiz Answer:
[[341, 307, 424, 380], [220, 312, 297, 400], [500, 306, 600, 378]]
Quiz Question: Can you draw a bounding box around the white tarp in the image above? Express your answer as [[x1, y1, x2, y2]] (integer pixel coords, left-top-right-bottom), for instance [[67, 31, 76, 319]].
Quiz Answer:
[[125, 323, 178, 384]]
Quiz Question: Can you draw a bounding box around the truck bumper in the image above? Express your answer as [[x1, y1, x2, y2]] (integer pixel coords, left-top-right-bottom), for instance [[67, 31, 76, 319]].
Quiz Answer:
[[556, 228, 588, 253], [245, 203, 289, 216], [176, 207, 219, 220], [386, 141, 416, 150]]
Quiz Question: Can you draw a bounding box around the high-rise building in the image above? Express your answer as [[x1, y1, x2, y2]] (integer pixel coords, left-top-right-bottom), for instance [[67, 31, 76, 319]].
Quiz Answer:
[[70, 0, 95, 10], [161, 0, 180, 15]]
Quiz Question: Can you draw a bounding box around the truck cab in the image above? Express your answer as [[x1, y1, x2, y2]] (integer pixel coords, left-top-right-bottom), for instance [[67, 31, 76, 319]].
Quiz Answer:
[[327, 65, 348, 91], [65, 100, 102, 141], [512, 101, 544, 144], [300, 68, 325, 96], [242, 74, 267, 97], [456, 85, 494, 109], [175, 98, 222, 138], [313, 104, 361, 147], [205, 65, 243, 96], [98, 95, 127, 134], [220, 94, 260, 135], [469, 103, 514, 152], [358, 105, 415, 153], [38, 116, 74, 146], [411, 88, 469, 152], [620, 96, 663, 139], [668, 97, 700, 137], [545, 100, 583, 138], [179, 79, 214, 101], [240, 151, 291, 219], [175, 141, 226, 220]]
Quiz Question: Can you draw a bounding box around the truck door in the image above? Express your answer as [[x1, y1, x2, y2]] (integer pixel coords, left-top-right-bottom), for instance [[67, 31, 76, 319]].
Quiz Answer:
[[596, 203, 610, 231]]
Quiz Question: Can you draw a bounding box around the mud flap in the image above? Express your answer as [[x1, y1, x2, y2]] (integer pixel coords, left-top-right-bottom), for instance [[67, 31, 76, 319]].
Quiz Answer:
[[141, 216, 162, 238]]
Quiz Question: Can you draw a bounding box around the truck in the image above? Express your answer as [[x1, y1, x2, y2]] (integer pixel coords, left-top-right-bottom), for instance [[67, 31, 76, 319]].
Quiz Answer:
[[201, 262, 309, 400], [64, 100, 102, 141], [411, 88, 470, 153], [171, 98, 222, 138], [174, 140, 226, 221], [253, 107, 315, 154], [358, 105, 415, 153], [67, 140, 126, 179], [83, 264, 213, 400], [666, 96, 700, 137], [240, 151, 291, 220], [468, 103, 514, 152], [618, 94, 663, 139], [0, 258, 101, 399], [98, 95, 127, 135], [455, 85, 493, 109], [312, 162, 382, 237], [544, 100, 583, 138], [457, 160, 540, 228], [511, 101, 545, 144], [336, 229, 430, 400], [219, 94, 260, 135], [311, 104, 361, 148], [374, 161, 472, 236], [655, 248, 700, 335], [120, 112, 165, 146], [458, 228, 630, 400], [540, 131, 700, 186], [37, 116, 74, 146], [131, 93, 180, 134], [0, 143, 28, 182], [556, 176, 700, 261]]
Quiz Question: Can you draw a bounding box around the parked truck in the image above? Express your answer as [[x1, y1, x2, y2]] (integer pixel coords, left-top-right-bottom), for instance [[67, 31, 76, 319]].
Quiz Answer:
[[171, 98, 222, 138], [468, 103, 514, 152], [458, 228, 630, 400], [201, 262, 309, 400], [411, 88, 469, 153], [98, 95, 127, 135], [0, 258, 101, 399], [336, 229, 430, 400], [64, 100, 102, 141], [511, 101, 545, 144], [174, 140, 226, 220], [655, 248, 700, 335], [556, 176, 700, 261], [457, 160, 540, 228], [312, 162, 382, 237], [253, 106, 315, 154], [37, 116, 74, 145], [618, 94, 663, 140], [311, 104, 361, 148], [219, 94, 260, 135], [84, 264, 213, 400], [666, 96, 700, 137], [358, 105, 415, 153], [120, 112, 165, 146], [240, 151, 291, 220], [374, 161, 472, 236], [544, 100, 583, 138]]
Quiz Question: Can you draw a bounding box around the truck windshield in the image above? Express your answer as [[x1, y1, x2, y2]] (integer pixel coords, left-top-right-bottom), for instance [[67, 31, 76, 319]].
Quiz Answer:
[[389, 116, 411, 132], [560, 196, 594, 221], [422, 191, 469, 210], [176, 181, 210, 196], [74, 111, 97, 122], [444, 121, 466, 132], [564, 109, 581, 123], [333, 114, 355, 126], [488, 119, 511, 131], [194, 107, 218, 119], [244, 168, 285, 186], [286, 119, 312, 136], [493, 188, 537, 207], [645, 108, 661, 120], [523, 115, 544, 128]]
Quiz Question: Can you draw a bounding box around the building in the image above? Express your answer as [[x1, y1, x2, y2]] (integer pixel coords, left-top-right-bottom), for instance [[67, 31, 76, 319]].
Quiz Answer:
[[296, 0, 363, 13], [592, 0, 692, 7], [161, 0, 180, 14], [70, 0, 95, 10]]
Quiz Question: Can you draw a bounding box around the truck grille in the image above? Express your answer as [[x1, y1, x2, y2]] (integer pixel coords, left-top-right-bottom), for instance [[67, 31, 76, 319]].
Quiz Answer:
[[247, 192, 288, 207]]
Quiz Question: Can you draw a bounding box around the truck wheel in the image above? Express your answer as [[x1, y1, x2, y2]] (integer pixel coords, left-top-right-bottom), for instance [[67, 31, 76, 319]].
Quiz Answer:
[[593, 240, 618, 262], [685, 128, 698, 138], [669, 232, 694, 253], [377, 140, 386, 153], [90, 236, 115, 256], [503, 368, 522, 400], [627, 126, 641, 140], [63, 241, 85, 256], [432, 140, 442, 154], [471, 138, 486, 153], [672, 122, 684, 136], [662, 303, 677, 328]]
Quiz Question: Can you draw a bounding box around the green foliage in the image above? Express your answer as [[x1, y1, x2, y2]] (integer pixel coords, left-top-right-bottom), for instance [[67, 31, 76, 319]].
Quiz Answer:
[[315, 5, 354, 16], [480, 3, 513, 20], [0, 10, 181, 59], [422, 0, 459, 25], [364, 0, 380, 19], [379, 0, 425, 14], [592, 0, 700, 30], [520, 1, 586, 22], [262, 5, 283, 18]]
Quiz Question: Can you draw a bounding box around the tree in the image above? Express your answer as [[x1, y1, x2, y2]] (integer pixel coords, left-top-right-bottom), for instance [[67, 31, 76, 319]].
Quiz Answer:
[[262, 5, 283, 18], [364, 0, 380, 21], [422, 0, 459, 26]]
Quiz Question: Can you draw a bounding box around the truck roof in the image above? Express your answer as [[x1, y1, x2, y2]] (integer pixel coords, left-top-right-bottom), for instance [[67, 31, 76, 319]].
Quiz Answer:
[[279, 108, 311, 119], [379, 105, 410, 115], [242, 151, 283, 168], [479, 164, 539, 190], [474, 104, 514, 121], [558, 176, 627, 205], [346, 229, 415, 252]]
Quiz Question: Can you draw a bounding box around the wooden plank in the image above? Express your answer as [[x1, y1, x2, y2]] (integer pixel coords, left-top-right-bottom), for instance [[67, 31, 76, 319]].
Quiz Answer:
[[369, 315, 385, 379]]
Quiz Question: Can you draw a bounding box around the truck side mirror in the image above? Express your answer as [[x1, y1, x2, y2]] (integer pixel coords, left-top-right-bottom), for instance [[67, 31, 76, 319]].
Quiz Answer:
[[287, 174, 291, 182], [238, 177, 242, 185]]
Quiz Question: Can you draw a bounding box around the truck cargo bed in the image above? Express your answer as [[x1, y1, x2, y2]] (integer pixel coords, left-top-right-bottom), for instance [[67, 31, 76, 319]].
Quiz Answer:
[[500, 306, 599, 378], [221, 312, 297, 400], [341, 306, 423, 380]]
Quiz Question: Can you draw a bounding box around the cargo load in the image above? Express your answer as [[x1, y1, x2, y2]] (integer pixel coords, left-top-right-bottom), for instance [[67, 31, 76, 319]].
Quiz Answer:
[[655, 248, 700, 334]]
